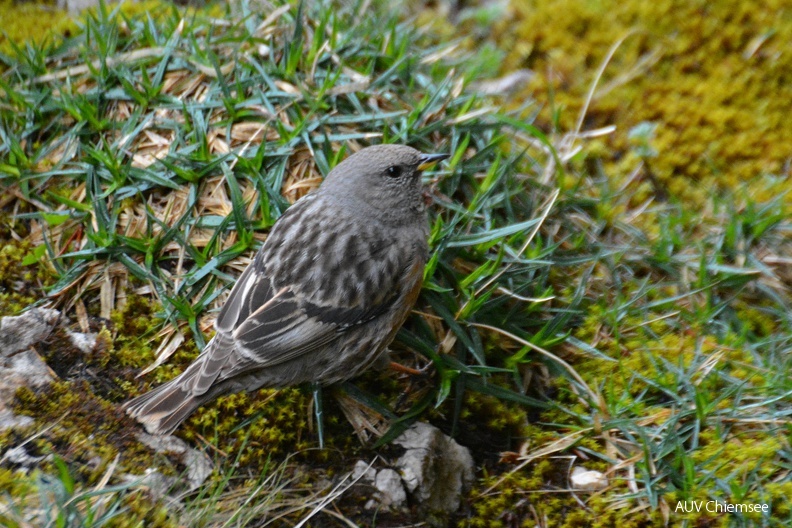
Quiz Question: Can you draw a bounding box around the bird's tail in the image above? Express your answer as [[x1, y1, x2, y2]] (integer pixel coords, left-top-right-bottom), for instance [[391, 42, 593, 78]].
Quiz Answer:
[[124, 365, 208, 436]]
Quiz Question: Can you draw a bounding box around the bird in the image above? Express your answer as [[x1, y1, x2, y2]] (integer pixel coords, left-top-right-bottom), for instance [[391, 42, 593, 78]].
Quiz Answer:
[[124, 144, 449, 435]]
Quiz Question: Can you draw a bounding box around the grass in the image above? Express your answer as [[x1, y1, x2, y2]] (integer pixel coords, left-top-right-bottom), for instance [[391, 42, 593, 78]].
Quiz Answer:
[[1, 0, 791, 527]]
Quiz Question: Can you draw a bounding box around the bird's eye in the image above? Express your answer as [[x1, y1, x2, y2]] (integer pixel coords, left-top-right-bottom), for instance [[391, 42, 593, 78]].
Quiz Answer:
[[386, 165, 403, 178]]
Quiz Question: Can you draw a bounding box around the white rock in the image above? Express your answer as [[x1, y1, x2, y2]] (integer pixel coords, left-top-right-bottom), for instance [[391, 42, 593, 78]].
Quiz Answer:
[[353, 460, 407, 511], [471, 69, 535, 96], [0, 409, 33, 430], [352, 459, 376, 481], [67, 330, 97, 354], [394, 422, 474, 514], [122, 468, 176, 500], [1, 445, 49, 467], [374, 469, 407, 508], [570, 466, 608, 490]]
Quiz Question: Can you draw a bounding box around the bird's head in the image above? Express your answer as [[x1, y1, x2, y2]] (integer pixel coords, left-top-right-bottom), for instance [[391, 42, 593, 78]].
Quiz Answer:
[[320, 144, 448, 219]]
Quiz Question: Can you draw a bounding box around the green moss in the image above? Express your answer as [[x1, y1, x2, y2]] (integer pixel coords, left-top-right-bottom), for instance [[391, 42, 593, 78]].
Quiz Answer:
[[442, 390, 531, 456], [14, 381, 146, 481], [0, 236, 51, 316], [0, 0, 77, 54], [693, 430, 782, 480], [0, 466, 35, 497], [4, 287, 324, 523], [108, 495, 178, 528], [465, 458, 669, 527], [0, 456, 178, 528], [731, 300, 778, 338], [495, 0, 792, 209], [108, 294, 162, 371]]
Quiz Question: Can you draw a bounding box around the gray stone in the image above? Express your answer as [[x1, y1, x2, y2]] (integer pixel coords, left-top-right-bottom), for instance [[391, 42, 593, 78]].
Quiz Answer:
[[121, 468, 176, 501], [352, 459, 376, 482], [0, 308, 59, 432], [374, 469, 407, 508], [136, 433, 213, 492], [394, 422, 474, 514], [471, 69, 535, 96], [57, 0, 110, 14], [0, 308, 60, 356], [352, 460, 408, 510], [67, 330, 97, 354], [570, 466, 608, 490], [1, 445, 50, 468], [0, 410, 33, 430]]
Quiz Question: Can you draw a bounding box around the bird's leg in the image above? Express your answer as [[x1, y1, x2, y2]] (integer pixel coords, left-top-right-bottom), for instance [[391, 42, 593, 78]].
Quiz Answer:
[[311, 382, 325, 449], [388, 361, 424, 376]]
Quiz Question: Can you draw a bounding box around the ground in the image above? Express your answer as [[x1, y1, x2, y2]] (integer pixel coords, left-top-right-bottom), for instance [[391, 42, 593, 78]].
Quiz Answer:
[[1, 0, 791, 527]]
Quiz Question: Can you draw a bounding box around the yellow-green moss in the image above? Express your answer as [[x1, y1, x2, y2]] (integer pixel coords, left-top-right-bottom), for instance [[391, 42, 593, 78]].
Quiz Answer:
[[731, 299, 779, 338], [0, 459, 178, 528], [0, 0, 77, 54], [0, 0, 214, 57], [693, 429, 782, 480], [0, 238, 51, 316], [13, 380, 151, 482], [494, 0, 792, 208], [466, 459, 669, 528], [440, 389, 532, 456]]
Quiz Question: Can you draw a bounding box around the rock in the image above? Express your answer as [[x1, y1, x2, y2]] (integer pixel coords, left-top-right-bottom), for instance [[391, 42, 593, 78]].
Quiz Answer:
[[121, 468, 177, 501], [136, 433, 213, 492], [0, 309, 60, 432], [1, 445, 50, 468], [352, 459, 377, 482], [56, 0, 108, 14], [352, 460, 408, 510], [374, 469, 407, 508], [0, 308, 60, 356], [570, 466, 608, 490], [471, 69, 535, 96], [0, 409, 33, 430], [393, 422, 474, 515], [67, 330, 97, 354]]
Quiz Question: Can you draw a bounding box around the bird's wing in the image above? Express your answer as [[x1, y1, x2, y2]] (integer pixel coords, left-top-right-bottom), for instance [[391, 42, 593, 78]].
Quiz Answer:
[[190, 259, 404, 394], [187, 280, 400, 397], [213, 249, 273, 334], [231, 282, 399, 366]]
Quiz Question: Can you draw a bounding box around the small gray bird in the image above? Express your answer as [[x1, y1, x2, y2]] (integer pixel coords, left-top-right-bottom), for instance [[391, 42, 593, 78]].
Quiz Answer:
[[125, 145, 448, 435]]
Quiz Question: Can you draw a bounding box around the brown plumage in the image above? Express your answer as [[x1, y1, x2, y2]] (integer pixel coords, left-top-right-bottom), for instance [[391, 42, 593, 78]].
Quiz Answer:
[[124, 145, 448, 435]]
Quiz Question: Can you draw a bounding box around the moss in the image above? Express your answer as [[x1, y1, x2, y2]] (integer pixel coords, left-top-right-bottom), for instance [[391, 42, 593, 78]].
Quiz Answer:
[[0, 0, 209, 57], [0, 458, 178, 528], [731, 300, 778, 338], [693, 429, 782, 480], [0, 238, 52, 316], [180, 387, 316, 465], [465, 458, 669, 527], [4, 287, 328, 523], [436, 390, 532, 459], [0, 466, 35, 497], [493, 0, 792, 209], [108, 293, 162, 371], [13, 381, 147, 481], [108, 495, 178, 528], [0, 0, 77, 54]]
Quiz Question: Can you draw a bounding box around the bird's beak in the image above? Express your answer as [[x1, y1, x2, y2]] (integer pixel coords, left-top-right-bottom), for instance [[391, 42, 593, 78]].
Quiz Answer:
[[417, 153, 450, 171]]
